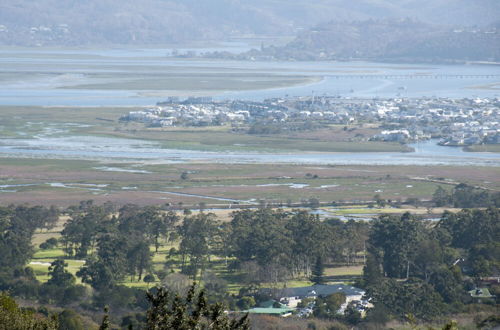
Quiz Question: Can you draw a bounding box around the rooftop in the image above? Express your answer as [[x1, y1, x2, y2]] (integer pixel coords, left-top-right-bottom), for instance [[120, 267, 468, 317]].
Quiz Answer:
[[261, 284, 365, 299]]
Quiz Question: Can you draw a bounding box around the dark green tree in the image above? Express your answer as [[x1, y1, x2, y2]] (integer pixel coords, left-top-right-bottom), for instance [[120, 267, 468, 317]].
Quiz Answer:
[[61, 206, 110, 258], [47, 259, 75, 287], [287, 211, 333, 278], [0, 205, 56, 273], [77, 234, 127, 290], [127, 239, 152, 281], [432, 186, 450, 207], [311, 255, 325, 285], [429, 266, 465, 305], [313, 292, 346, 319], [374, 194, 386, 208], [344, 302, 362, 325], [149, 210, 179, 252], [362, 252, 382, 287], [178, 213, 216, 280], [236, 296, 255, 310], [369, 213, 424, 278], [367, 278, 446, 321]]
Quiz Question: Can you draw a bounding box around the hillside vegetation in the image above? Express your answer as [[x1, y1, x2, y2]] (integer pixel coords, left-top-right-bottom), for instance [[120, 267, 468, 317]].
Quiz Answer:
[[0, 0, 499, 46], [246, 19, 500, 62]]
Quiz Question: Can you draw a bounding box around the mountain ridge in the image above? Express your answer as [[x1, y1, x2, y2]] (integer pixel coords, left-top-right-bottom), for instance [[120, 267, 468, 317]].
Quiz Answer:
[[0, 0, 498, 46]]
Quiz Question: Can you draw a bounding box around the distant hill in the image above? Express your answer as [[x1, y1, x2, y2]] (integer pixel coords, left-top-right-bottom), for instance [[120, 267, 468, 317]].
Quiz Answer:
[[237, 19, 500, 63], [0, 0, 499, 46]]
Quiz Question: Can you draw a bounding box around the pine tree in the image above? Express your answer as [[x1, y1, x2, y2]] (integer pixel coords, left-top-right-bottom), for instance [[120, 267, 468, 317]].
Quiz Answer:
[[311, 255, 325, 285]]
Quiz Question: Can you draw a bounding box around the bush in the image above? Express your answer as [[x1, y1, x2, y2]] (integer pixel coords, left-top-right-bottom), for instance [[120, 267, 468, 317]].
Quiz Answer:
[[40, 238, 58, 250], [58, 309, 84, 330], [236, 296, 256, 310], [143, 274, 155, 283]]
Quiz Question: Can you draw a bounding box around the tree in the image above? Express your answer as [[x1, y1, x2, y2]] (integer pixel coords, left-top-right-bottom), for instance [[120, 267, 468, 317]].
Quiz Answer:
[[47, 259, 75, 288], [367, 278, 446, 321], [230, 209, 292, 265], [311, 256, 325, 285], [149, 210, 179, 252], [236, 296, 255, 310], [127, 239, 152, 281], [230, 209, 294, 284], [0, 205, 55, 273], [40, 237, 58, 250], [429, 266, 465, 304], [161, 273, 192, 297], [61, 206, 110, 258], [364, 207, 500, 322], [448, 184, 499, 208], [77, 234, 128, 290], [308, 198, 320, 209], [432, 186, 450, 207], [76, 258, 115, 291], [202, 271, 230, 305], [211, 223, 232, 267], [178, 213, 216, 280], [344, 302, 362, 325], [287, 211, 333, 278], [145, 283, 249, 329], [144, 274, 156, 289], [437, 207, 500, 277], [374, 194, 386, 208], [412, 238, 444, 281], [144, 274, 156, 284], [368, 213, 424, 278], [363, 253, 382, 287], [40, 205, 60, 231], [314, 292, 346, 319], [341, 220, 369, 265], [121, 313, 145, 330]]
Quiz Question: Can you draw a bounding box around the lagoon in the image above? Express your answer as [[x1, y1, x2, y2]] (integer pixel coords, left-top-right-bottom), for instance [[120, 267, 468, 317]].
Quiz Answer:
[[0, 47, 499, 106]]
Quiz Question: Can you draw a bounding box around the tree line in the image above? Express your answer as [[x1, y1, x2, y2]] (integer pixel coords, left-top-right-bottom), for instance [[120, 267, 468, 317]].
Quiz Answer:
[[433, 183, 500, 208], [0, 200, 498, 328]]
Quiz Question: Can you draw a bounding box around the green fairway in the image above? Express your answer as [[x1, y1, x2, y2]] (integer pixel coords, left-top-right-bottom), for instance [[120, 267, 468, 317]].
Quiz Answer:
[[29, 232, 365, 292]]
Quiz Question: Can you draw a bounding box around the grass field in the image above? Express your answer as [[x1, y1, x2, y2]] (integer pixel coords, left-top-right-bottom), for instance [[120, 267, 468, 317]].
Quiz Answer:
[[2, 155, 498, 207], [6, 105, 494, 207], [465, 144, 500, 153]]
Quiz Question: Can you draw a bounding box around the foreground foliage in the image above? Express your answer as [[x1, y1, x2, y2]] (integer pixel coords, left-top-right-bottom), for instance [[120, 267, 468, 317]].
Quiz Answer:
[[145, 283, 249, 330], [0, 292, 57, 330]]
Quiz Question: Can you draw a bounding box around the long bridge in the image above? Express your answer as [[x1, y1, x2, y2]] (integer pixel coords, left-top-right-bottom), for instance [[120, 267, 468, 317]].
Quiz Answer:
[[327, 74, 500, 79]]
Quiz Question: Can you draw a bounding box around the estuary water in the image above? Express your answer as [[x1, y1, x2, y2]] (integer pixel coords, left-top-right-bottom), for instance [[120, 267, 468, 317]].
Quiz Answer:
[[0, 47, 499, 106], [0, 47, 499, 166], [0, 137, 499, 166]]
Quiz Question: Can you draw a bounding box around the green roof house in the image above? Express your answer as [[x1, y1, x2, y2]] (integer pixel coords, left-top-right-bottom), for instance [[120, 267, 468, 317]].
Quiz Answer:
[[244, 300, 294, 317], [469, 288, 495, 303]]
